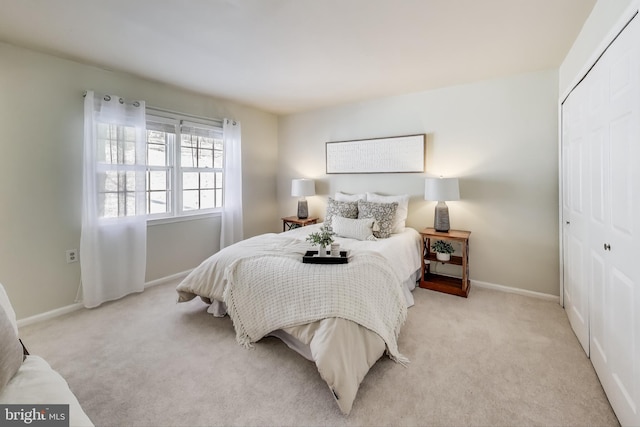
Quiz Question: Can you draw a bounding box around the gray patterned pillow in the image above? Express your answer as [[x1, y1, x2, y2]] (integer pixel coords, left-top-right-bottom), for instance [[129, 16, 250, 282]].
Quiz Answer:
[[0, 304, 23, 392], [324, 197, 358, 231], [357, 200, 398, 239]]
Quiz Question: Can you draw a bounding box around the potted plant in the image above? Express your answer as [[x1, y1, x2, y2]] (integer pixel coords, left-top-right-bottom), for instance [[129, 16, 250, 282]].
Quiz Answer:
[[306, 226, 335, 257], [431, 240, 455, 261]]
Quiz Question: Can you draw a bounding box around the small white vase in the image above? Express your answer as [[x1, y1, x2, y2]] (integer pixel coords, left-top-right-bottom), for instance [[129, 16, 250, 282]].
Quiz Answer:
[[436, 252, 450, 262], [317, 245, 327, 257]]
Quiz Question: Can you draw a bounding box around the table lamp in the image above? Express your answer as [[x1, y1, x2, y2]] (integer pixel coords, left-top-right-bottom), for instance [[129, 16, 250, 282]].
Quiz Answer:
[[424, 177, 460, 232], [291, 178, 315, 219]]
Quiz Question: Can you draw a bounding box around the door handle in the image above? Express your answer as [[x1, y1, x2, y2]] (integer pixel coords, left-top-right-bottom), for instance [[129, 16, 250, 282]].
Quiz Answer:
[[604, 243, 611, 251]]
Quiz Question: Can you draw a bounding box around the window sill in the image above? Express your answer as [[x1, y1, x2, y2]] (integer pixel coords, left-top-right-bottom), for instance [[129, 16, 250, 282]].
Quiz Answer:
[[147, 211, 221, 227]]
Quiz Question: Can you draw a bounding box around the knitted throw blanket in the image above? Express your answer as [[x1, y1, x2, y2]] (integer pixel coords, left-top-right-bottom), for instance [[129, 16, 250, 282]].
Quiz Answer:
[[223, 248, 409, 365]]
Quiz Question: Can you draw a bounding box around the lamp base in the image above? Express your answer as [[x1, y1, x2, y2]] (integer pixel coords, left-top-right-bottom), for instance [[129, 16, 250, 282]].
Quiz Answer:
[[434, 201, 450, 232], [297, 200, 308, 219]]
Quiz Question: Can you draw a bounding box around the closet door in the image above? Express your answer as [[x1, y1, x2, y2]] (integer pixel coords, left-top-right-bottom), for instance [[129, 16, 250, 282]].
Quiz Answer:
[[562, 71, 591, 356], [587, 15, 640, 427]]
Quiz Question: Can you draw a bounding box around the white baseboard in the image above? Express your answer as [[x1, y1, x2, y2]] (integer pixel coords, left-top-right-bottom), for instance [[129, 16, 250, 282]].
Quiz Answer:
[[472, 279, 560, 303], [17, 269, 193, 328], [144, 269, 192, 288], [17, 303, 84, 328]]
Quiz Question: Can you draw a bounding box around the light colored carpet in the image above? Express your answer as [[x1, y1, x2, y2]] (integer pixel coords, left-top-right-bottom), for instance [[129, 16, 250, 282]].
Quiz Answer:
[[19, 283, 618, 427]]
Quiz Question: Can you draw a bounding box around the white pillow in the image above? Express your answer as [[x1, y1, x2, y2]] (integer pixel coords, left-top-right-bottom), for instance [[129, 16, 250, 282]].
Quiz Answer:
[[334, 191, 367, 202], [0, 303, 23, 392], [366, 192, 409, 233], [0, 284, 17, 336], [331, 216, 377, 241]]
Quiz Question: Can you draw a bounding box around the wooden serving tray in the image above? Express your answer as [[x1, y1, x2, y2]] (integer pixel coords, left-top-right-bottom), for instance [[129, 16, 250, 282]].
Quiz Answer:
[[302, 250, 348, 264]]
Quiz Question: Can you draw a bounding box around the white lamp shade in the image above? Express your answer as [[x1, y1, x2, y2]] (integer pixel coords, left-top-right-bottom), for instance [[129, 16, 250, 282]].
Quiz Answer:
[[291, 179, 316, 197], [424, 177, 460, 201]]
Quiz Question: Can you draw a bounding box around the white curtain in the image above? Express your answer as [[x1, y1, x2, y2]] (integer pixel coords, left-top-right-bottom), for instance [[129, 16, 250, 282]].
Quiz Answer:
[[220, 119, 243, 248], [80, 91, 147, 308]]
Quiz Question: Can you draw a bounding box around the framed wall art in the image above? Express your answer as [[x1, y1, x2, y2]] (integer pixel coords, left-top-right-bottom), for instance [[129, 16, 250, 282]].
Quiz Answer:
[[325, 134, 425, 174]]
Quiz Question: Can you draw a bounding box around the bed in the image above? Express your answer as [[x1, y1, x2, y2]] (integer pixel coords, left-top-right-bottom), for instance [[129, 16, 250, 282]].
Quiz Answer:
[[176, 194, 422, 414]]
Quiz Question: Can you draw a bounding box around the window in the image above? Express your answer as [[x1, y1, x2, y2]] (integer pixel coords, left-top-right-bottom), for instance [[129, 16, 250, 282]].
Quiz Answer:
[[91, 107, 223, 221], [145, 113, 224, 220], [96, 123, 146, 218], [179, 123, 223, 212], [145, 119, 174, 216]]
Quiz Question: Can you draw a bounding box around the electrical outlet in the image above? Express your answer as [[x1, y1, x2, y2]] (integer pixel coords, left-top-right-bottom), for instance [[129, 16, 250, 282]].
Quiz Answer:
[[66, 249, 78, 263]]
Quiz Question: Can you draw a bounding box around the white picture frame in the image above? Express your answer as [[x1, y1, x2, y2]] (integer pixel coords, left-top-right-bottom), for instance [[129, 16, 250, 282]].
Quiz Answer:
[[325, 134, 426, 174]]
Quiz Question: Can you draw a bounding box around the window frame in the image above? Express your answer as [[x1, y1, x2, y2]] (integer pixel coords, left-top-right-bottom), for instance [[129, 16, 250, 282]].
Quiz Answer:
[[145, 109, 224, 224]]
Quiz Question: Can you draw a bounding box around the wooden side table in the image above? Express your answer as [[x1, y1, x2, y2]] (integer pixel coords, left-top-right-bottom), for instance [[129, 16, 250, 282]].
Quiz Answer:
[[281, 216, 319, 232], [419, 228, 471, 297]]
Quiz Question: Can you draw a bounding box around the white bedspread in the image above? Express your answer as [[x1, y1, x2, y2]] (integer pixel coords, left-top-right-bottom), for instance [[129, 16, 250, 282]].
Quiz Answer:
[[177, 224, 421, 309], [223, 241, 408, 364], [176, 224, 422, 414]]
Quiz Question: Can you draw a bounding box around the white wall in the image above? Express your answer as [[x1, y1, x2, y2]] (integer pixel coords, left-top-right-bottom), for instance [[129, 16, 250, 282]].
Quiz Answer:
[[278, 70, 560, 296], [0, 42, 279, 319], [559, 0, 635, 97]]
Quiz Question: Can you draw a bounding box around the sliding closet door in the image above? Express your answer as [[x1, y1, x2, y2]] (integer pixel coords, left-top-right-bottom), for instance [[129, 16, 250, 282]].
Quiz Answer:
[[561, 72, 590, 356], [587, 14, 640, 427]]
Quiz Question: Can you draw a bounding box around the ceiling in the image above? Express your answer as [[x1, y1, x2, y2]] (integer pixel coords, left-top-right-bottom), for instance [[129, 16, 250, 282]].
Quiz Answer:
[[0, 0, 596, 114]]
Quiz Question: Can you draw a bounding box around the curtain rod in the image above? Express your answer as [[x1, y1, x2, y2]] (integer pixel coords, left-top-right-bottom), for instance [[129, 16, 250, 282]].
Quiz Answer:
[[83, 91, 233, 125], [82, 91, 141, 107]]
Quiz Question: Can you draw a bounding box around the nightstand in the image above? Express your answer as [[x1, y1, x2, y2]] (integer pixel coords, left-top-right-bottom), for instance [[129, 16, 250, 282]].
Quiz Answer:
[[419, 228, 471, 297], [281, 216, 319, 232]]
